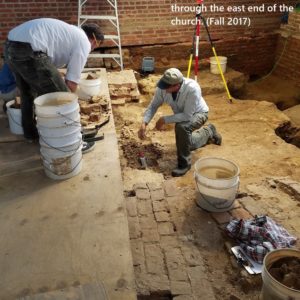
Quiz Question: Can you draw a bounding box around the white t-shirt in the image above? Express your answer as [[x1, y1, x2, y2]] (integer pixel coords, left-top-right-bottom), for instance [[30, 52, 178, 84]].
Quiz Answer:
[[8, 18, 91, 83]]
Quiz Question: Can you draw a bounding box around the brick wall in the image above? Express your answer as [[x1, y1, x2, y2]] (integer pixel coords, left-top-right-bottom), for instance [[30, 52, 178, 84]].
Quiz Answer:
[[123, 33, 278, 76], [117, 0, 292, 45], [0, 0, 297, 76], [274, 12, 300, 87], [0, 0, 77, 44]]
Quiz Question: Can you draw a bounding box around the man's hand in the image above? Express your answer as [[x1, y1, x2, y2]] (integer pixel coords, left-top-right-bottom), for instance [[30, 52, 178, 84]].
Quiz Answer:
[[65, 80, 78, 93], [138, 123, 147, 140], [155, 117, 165, 130]]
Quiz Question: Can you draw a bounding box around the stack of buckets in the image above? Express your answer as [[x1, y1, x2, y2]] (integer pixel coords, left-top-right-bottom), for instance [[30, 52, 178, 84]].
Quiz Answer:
[[34, 92, 82, 180]]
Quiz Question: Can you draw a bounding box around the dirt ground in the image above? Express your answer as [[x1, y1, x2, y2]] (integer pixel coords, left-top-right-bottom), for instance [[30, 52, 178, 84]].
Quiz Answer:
[[113, 73, 300, 299], [237, 74, 300, 111]]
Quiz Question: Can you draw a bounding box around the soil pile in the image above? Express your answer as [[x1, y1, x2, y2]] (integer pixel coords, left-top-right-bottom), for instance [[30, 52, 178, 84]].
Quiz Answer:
[[269, 257, 300, 290]]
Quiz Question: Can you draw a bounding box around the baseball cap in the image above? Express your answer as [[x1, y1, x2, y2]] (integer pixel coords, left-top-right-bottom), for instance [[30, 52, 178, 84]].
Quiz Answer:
[[157, 68, 183, 89]]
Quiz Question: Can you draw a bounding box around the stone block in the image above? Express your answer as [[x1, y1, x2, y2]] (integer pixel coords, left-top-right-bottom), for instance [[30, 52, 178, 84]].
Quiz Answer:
[[147, 182, 163, 191], [165, 248, 188, 281], [158, 222, 175, 235], [230, 208, 252, 220], [187, 266, 216, 299], [145, 274, 170, 294], [165, 247, 185, 265], [135, 277, 150, 296], [166, 196, 186, 214], [107, 69, 138, 87], [137, 199, 153, 216], [163, 180, 178, 197], [181, 243, 205, 267], [142, 228, 160, 242], [144, 244, 166, 275], [210, 211, 232, 224], [170, 281, 192, 296], [133, 183, 148, 190], [128, 216, 141, 239], [239, 196, 267, 216], [166, 263, 188, 282], [154, 211, 170, 222], [150, 188, 165, 201], [134, 264, 147, 276], [136, 188, 151, 200], [111, 98, 126, 105], [160, 235, 179, 250], [153, 200, 169, 212], [139, 215, 157, 230], [125, 197, 138, 217], [130, 239, 145, 267]]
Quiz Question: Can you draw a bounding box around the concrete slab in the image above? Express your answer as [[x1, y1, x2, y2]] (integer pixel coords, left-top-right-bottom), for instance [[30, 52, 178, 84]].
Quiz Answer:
[[0, 69, 136, 300], [19, 282, 108, 300]]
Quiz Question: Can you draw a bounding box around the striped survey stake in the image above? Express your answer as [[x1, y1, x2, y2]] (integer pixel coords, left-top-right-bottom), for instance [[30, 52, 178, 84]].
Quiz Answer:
[[187, 0, 203, 79], [194, 0, 203, 82]]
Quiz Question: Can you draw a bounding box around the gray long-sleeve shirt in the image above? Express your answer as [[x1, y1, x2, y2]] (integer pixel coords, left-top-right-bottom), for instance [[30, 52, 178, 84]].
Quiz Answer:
[[143, 78, 209, 124]]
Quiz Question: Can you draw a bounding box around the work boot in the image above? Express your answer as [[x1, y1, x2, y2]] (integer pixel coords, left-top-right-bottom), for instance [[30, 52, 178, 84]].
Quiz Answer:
[[171, 165, 191, 177], [207, 124, 222, 145]]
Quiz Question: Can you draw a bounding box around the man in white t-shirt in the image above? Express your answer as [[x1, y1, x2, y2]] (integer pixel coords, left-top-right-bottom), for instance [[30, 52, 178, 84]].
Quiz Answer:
[[138, 68, 222, 177], [4, 18, 103, 140]]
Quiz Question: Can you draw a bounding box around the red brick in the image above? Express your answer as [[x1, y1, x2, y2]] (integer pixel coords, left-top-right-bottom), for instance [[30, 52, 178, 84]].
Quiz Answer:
[[230, 208, 253, 220]]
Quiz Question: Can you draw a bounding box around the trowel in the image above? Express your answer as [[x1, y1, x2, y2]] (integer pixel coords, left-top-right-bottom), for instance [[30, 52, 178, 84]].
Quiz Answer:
[[231, 246, 263, 275]]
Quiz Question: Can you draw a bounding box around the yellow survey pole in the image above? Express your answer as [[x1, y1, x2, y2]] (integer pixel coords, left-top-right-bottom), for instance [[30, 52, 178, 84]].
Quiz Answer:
[[212, 47, 232, 102], [187, 54, 193, 78]]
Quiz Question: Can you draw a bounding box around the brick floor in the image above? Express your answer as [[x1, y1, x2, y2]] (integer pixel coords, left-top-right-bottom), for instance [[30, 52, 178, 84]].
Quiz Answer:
[[126, 181, 217, 299], [126, 177, 300, 299]]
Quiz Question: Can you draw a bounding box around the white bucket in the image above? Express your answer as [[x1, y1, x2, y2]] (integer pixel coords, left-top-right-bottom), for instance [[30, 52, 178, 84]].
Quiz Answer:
[[194, 157, 240, 212], [34, 92, 83, 180], [79, 73, 101, 96], [37, 116, 81, 137], [41, 146, 82, 180], [40, 139, 82, 158], [34, 92, 78, 117], [35, 106, 80, 128], [37, 119, 81, 138], [6, 100, 24, 135], [39, 129, 82, 148], [261, 249, 300, 300], [210, 56, 227, 74]]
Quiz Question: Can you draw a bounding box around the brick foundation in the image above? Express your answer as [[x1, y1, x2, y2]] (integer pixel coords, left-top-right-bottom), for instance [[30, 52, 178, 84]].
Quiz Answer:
[[273, 12, 300, 87], [120, 33, 278, 76]]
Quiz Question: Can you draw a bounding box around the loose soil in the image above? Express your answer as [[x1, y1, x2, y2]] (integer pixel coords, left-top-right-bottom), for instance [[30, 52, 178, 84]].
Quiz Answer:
[[113, 72, 300, 299], [269, 257, 300, 290], [236, 74, 300, 111]]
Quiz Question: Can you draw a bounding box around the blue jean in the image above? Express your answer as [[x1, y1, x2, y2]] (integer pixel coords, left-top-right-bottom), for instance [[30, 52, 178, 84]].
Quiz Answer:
[[4, 40, 68, 139], [175, 112, 210, 168]]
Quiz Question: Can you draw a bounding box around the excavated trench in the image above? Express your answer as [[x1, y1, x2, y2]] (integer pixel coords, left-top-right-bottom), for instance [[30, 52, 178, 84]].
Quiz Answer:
[[275, 121, 300, 149], [112, 71, 300, 300], [228, 75, 300, 149]]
